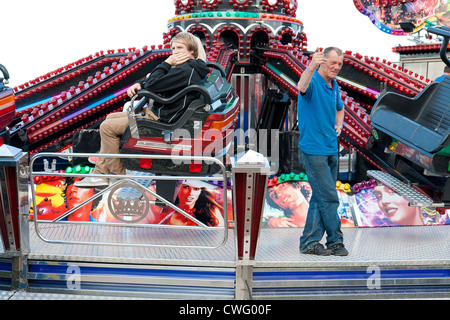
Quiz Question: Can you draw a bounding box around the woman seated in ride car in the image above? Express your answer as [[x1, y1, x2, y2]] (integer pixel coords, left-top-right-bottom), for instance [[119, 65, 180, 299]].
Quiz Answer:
[[75, 32, 210, 188]]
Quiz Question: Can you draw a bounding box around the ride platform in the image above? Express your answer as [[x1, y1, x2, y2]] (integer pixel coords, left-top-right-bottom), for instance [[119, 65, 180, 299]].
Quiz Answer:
[[0, 222, 448, 300], [0, 148, 448, 300]]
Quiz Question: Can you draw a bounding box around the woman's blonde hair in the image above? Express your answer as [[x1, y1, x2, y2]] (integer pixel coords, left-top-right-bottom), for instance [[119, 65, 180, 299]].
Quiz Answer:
[[171, 32, 207, 61]]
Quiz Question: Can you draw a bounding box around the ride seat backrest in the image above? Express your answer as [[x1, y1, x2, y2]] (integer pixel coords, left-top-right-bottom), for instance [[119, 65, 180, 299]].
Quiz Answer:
[[204, 70, 226, 101], [416, 76, 450, 134]]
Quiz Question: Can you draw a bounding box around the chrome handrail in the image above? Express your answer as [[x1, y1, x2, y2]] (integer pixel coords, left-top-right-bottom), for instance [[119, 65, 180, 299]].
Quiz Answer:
[[30, 152, 229, 250]]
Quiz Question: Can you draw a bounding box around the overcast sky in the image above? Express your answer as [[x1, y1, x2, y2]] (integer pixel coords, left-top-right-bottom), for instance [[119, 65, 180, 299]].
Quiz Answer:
[[2, 0, 413, 87]]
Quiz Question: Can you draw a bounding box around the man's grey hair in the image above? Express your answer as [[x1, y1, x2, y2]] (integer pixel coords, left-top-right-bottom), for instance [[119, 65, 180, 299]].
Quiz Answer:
[[324, 47, 343, 58]]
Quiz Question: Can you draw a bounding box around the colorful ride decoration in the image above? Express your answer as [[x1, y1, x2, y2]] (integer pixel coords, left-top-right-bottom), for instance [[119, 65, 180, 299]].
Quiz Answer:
[[354, 0, 450, 35], [168, 0, 307, 62], [1, 0, 450, 236], [0, 64, 15, 140]]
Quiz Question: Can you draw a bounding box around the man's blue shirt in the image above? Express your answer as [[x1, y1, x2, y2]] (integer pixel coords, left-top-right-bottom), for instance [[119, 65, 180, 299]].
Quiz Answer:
[[297, 70, 344, 155], [434, 74, 448, 82]]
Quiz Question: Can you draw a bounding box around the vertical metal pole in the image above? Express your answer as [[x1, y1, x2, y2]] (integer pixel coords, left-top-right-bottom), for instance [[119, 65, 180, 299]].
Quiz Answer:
[[232, 150, 270, 299], [0, 144, 29, 290], [12, 254, 28, 291]]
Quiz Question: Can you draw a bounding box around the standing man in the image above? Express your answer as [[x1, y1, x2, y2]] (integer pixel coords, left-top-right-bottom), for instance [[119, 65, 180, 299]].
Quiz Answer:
[[297, 47, 348, 256], [434, 65, 450, 82]]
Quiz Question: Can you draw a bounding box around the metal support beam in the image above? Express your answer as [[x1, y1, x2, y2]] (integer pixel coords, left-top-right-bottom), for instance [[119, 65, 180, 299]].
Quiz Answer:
[[232, 150, 270, 299]]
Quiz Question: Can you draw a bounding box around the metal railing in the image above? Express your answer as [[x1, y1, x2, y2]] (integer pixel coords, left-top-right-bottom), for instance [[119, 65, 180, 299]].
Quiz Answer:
[[29, 152, 230, 250]]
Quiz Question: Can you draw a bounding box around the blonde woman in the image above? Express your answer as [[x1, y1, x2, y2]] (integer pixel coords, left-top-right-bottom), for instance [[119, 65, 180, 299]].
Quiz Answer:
[[76, 32, 209, 188]]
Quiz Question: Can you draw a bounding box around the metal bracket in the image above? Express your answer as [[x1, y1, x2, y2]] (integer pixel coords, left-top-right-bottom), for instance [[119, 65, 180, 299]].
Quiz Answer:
[[127, 107, 140, 140], [163, 131, 173, 142]]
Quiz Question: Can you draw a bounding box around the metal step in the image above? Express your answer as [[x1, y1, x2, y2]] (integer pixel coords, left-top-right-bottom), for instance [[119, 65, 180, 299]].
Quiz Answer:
[[367, 170, 434, 206], [252, 227, 450, 299], [26, 261, 235, 300]]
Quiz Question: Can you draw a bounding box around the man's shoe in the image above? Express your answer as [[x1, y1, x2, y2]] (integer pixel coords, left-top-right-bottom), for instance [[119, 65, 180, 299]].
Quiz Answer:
[[300, 243, 332, 256], [74, 177, 109, 188], [329, 243, 349, 256]]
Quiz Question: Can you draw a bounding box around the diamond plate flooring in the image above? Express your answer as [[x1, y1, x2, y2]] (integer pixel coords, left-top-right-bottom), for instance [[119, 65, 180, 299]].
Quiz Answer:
[[255, 225, 450, 267], [12, 222, 448, 268], [0, 290, 146, 300]]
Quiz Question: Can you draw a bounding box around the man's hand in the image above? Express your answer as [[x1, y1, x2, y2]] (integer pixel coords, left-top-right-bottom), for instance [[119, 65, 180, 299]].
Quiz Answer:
[[298, 48, 326, 93], [309, 47, 327, 70], [335, 123, 343, 136]]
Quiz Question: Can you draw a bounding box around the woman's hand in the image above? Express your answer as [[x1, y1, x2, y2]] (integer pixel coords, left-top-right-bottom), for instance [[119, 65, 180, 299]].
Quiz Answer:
[[165, 52, 191, 66], [127, 83, 142, 97]]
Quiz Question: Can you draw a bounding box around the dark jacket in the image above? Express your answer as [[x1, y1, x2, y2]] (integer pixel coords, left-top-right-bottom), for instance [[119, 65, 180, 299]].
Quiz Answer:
[[141, 59, 210, 123]]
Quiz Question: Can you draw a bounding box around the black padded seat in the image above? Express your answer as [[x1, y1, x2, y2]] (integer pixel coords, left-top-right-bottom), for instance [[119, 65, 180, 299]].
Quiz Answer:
[[371, 76, 450, 154], [120, 64, 234, 143], [118, 62, 240, 178]]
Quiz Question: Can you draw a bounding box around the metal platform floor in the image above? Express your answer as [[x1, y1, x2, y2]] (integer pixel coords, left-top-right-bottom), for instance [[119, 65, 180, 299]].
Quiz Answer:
[[253, 226, 450, 299], [22, 223, 450, 268], [0, 223, 448, 267], [256, 225, 450, 267], [0, 290, 147, 300], [1, 223, 449, 299], [27, 223, 236, 267]]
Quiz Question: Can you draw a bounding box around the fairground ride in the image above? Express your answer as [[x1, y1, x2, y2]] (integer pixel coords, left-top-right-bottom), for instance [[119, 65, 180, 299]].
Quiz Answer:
[[0, 0, 448, 300]]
